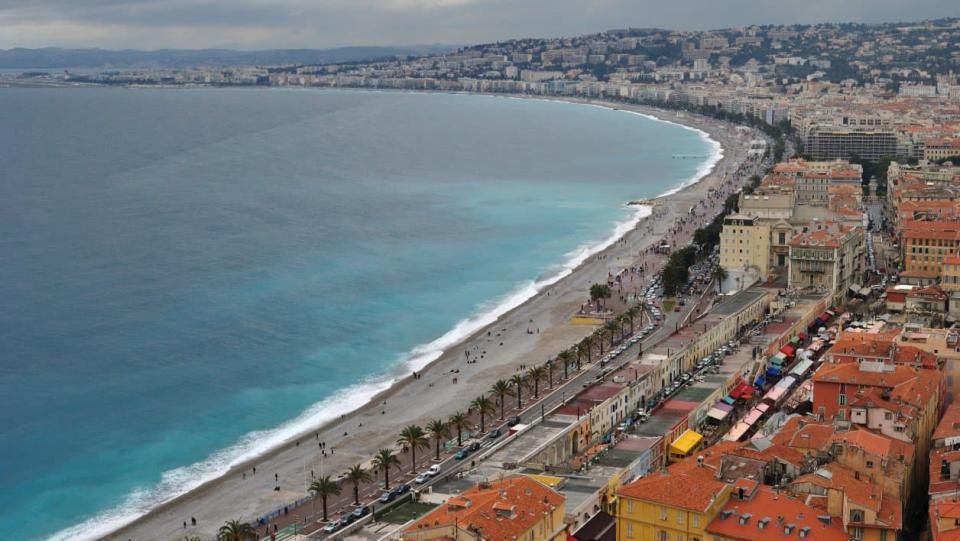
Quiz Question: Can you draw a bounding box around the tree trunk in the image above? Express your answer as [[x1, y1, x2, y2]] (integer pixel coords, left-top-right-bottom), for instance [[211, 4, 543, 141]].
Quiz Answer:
[[322, 496, 328, 522]]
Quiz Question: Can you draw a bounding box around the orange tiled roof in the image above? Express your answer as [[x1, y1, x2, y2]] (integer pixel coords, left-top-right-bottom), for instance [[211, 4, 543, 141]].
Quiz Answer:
[[403, 475, 563, 540], [934, 402, 960, 441], [829, 427, 915, 465], [771, 417, 835, 452], [792, 463, 901, 529], [618, 468, 727, 512], [706, 486, 848, 541]]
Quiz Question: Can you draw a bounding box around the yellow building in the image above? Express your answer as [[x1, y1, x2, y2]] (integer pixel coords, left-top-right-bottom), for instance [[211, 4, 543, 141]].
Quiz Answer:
[[617, 468, 730, 541], [401, 476, 566, 541], [719, 214, 770, 278]]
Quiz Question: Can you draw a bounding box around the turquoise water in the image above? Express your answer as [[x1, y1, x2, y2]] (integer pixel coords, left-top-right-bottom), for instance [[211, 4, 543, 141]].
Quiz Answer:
[[0, 88, 713, 540]]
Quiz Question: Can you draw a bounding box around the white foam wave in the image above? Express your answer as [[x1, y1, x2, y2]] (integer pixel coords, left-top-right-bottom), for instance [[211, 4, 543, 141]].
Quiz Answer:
[[402, 203, 653, 372], [46, 377, 395, 541], [51, 92, 718, 541]]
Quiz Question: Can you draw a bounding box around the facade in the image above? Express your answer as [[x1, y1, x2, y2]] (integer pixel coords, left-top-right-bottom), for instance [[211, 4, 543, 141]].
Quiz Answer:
[[787, 221, 864, 299], [616, 468, 730, 541], [719, 214, 770, 278], [401, 476, 566, 541], [805, 126, 898, 162], [901, 219, 960, 285]]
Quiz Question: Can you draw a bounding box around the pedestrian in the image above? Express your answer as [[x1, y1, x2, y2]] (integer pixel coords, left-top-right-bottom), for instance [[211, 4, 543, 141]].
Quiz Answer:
[[191, 517, 196, 526]]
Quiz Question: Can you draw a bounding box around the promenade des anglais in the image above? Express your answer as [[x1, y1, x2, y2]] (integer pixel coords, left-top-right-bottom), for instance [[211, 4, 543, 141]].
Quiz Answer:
[[4, 2, 960, 541]]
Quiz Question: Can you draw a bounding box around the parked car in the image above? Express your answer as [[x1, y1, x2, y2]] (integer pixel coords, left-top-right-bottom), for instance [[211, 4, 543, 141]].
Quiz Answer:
[[351, 506, 370, 519], [322, 520, 343, 533], [379, 491, 395, 503], [391, 483, 411, 496]]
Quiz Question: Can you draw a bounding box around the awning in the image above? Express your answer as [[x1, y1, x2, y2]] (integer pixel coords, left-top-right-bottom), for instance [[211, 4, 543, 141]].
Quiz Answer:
[[818, 312, 831, 322], [766, 366, 782, 377], [741, 386, 754, 399], [790, 336, 801, 345], [730, 382, 752, 399], [743, 408, 764, 425], [780, 344, 796, 357], [798, 332, 808, 340], [725, 421, 751, 442], [770, 354, 786, 366], [790, 359, 814, 377], [754, 375, 766, 387], [714, 401, 734, 412], [707, 407, 731, 421], [722, 396, 736, 405], [849, 284, 862, 295]]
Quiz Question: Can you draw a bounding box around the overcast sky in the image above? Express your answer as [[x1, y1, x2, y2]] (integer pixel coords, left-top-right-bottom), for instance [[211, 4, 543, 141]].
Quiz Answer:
[[0, 0, 956, 50]]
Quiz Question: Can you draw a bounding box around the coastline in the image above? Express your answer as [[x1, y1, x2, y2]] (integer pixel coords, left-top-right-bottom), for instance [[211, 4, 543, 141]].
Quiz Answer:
[[81, 92, 754, 541]]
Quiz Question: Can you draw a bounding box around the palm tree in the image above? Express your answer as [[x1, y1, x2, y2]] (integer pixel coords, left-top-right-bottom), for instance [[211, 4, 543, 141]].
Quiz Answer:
[[373, 448, 401, 490], [545, 358, 555, 388], [509, 373, 526, 410], [449, 411, 470, 446], [426, 418, 450, 461], [470, 395, 495, 432], [604, 319, 620, 347], [397, 424, 429, 473], [594, 329, 605, 355], [217, 519, 257, 541], [490, 379, 513, 420], [527, 365, 547, 399], [626, 306, 641, 333], [309, 475, 341, 522], [557, 349, 572, 380], [712, 265, 729, 294], [589, 283, 612, 311], [577, 339, 591, 369], [345, 464, 372, 505]]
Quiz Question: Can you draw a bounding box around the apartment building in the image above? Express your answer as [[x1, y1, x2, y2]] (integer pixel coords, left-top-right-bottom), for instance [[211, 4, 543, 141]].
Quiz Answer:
[[925, 138, 960, 162], [616, 467, 730, 541], [402, 476, 566, 541], [787, 221, 864, 299], [901, 219, 960, 285], [705, 482, 848, 541], [719, 214, 771, 278], [930, 402, 960, 500], [805, 126, 898, 162]]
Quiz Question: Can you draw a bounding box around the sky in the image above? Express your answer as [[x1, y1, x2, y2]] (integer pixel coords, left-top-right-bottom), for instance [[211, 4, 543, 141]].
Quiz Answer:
[[0, 0, 956, 50]]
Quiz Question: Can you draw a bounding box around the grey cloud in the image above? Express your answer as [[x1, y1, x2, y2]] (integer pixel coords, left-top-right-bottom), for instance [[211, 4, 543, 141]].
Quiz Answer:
[[0, 0, 956, 49]]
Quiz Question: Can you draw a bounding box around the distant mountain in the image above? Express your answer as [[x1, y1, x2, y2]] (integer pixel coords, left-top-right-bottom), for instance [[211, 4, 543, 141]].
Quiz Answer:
[[0, 46, 454, 69]]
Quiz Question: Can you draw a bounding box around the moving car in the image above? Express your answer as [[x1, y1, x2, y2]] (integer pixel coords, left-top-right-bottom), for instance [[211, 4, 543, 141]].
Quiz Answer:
[[507, 416, 521, 426], [379, 491, 395, 503], [351, 505, 370, 519], [488, 428, 502, 439], [415, 473, 430, 484], [322, 520, 343, 533], [426, 464, 441, 476]]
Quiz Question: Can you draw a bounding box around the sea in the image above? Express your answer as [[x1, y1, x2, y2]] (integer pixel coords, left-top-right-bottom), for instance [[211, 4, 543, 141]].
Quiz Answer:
[[0, 87, 718, 540]]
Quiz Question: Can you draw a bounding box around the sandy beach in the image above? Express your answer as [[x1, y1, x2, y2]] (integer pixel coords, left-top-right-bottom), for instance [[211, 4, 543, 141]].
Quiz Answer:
[[102, 96, 758, 541]]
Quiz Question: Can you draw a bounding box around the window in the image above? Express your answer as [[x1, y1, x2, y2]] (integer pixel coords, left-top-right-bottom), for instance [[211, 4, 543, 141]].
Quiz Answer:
[[851, 509, 865, 522], [839, 394, 847, 406], [884, 412, 892, 420], [661, 507, 668, 520], [677, 512, 684, 524], [626, 523, 634, 538], [658, 531, 669, 541], [866, 460, 874, 469], [880, 530, 888, 541], [626, 500, 634, 514], [693, 514, 700, 527], [852, 526, 864, 539]]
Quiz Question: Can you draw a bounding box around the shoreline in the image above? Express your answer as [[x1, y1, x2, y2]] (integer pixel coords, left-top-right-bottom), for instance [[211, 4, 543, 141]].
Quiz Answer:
[[77, 91, 755, 541]]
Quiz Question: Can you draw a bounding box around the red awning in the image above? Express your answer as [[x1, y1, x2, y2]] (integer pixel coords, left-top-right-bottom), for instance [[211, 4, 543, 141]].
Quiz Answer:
[[730, 382, 752, 399], [798, 332, 807, 340], [741, 386, 754, 399], [780, 344, 796, 357]]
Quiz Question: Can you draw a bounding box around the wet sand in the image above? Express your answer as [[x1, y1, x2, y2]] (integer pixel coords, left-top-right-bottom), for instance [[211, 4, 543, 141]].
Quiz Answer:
[[103, 97, 759, 541]]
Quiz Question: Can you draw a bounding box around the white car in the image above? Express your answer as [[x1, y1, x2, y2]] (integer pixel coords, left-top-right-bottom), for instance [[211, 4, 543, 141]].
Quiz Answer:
[[415, 473, 430, 483], [426, 464, 441, 476]]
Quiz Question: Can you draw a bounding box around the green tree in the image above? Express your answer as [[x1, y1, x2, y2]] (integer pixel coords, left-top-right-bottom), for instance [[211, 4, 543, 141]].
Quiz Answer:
[[604, 319, 621, 347], [470, 395, 495, 432], [372, 448, 401, 490], [712, 265, 729, 294], [527, 365, 548, 399], [589, 283, 612, 311], [557, 349, 573, 380], [448, 411, 470, 446], [509, 373, 527, 410], [216, 519, 257, 541], [426, 418, 450, 461], [397, 424, 428, 473], [577, 339, 591, 368], [544, 358, 555, 388], [309, 475, 342, 522], [345, 464, 372, 505], [490, 379, 513, 420]]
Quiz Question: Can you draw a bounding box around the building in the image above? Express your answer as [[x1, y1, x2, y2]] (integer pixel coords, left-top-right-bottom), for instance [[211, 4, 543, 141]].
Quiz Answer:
[[787, 221, 864, 300], [401, 475, 566, 541], [720, 214, 771, 279], [901, 219, 960, 285], [925, 138, 960, 162], [828, 428, 915, 501], [705, 482, 848, 541], [790, 463, 902, 541], [930, 402, 960, 500], [805, 126, 898, 162], [929, 499, 960, 541], [616, 467, 730, 541]]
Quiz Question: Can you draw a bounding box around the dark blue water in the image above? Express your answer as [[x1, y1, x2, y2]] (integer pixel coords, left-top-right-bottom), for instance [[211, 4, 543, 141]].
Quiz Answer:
[[0, 88, 712, 540]]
